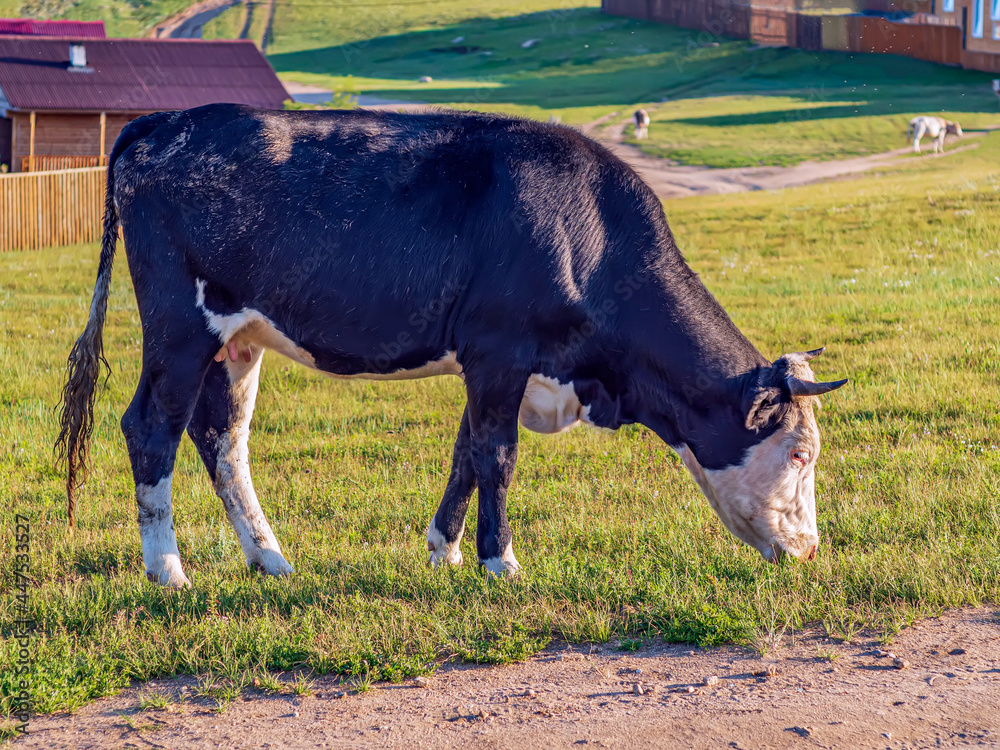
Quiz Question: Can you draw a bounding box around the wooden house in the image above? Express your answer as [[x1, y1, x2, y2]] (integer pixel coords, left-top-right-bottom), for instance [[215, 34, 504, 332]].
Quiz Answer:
[[0, 37, 289, 172]]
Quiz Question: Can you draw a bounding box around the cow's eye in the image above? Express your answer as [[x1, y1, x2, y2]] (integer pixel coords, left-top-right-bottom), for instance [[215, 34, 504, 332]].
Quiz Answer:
[[791, 450, 809, 466]]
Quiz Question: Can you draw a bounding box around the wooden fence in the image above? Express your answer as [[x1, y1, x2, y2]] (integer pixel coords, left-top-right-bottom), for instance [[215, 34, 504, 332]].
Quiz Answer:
[[21, 155, 107, 173], [602, 0, 992, 72], [0, 167, 105, 252]]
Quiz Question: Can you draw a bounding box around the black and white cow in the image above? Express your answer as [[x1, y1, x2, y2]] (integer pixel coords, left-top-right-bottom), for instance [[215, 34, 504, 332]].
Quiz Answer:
[[58, 104, 847, 588]]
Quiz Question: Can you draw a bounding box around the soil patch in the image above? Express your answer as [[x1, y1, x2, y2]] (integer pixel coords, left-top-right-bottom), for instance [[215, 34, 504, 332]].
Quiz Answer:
[[14, 608, 1000, 749]]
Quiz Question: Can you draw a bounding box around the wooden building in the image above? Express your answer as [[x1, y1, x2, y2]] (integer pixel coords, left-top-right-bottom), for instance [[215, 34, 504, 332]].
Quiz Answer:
[[933, 0, 1000, 71], [0, 37, 289, 172], [601, 0, 1000, 72]]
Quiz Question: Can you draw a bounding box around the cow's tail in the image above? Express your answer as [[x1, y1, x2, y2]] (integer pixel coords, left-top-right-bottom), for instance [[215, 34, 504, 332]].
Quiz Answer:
[[56, 113, 172, 527]]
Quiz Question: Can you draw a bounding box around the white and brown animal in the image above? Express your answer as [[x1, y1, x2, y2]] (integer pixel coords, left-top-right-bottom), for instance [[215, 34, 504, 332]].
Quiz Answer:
[[634, 109, 650, 139], [907, 116, 962, 154]]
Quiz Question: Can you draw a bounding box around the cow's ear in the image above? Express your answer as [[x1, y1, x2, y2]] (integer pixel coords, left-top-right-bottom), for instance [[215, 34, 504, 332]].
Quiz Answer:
[[744, 386, 783, 432], [573, 379, 625, 430]]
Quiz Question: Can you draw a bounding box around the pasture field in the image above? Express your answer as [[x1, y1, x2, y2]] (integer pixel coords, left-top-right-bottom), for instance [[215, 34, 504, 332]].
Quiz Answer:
[[256, 3, 998, 166], [1, 131, 999, 717], [13, 0, 191, 38]]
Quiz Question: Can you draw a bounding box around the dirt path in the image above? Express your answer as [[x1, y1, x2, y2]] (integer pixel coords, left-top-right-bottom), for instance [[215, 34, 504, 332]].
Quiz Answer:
[[151, 0, 242, 39], [13, 608, 999, 749], [596, 118, 984, 199]]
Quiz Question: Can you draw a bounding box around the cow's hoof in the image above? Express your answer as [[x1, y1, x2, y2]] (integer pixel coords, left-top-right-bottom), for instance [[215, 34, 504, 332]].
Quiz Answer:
[[248, 549, 294, 577], [145, 560, 191, 589], [429, 546, 464, 568], [479, 544, 521, 578], [427, 524, 464, 568]]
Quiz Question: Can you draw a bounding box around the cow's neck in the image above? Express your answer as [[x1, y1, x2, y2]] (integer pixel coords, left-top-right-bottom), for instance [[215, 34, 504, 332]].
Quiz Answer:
[[622, 254, 771, 453]]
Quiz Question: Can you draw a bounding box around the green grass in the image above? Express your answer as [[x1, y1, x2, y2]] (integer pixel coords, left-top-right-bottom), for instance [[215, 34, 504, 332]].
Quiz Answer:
[[15, 0, 193, 38], [624, 85, 999, 168], [257, 5, 999, 163], [15, 0, 999, 164], [2, 127, 999, 716], [200, 2, 246, 42]]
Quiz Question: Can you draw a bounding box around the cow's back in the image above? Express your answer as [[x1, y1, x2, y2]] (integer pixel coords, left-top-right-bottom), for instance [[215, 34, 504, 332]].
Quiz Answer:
[[111, 104, 670, 377]]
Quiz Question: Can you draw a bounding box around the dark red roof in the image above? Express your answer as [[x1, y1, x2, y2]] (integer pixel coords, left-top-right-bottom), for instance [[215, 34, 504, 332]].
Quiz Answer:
[[0, 19, 106, 38], [0, 38, 289, 113]]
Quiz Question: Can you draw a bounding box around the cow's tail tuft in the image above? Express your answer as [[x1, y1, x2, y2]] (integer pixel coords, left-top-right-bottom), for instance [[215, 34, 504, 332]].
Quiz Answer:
[[55, 175, 118, 528], [55, 112, 172, 527]]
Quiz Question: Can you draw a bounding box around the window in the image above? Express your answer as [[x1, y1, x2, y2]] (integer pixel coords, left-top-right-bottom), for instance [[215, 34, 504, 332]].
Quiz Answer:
[[942, 0, 954, 12], [973, 0, 984, 37], [992, 0, 1000, 20]]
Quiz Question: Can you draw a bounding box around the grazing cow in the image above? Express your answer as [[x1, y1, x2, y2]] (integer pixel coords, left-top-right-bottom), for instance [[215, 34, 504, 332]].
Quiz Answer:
[[907, 116, 962, 154], [634, 109, 650, 139], [58, 104, 847, 588]]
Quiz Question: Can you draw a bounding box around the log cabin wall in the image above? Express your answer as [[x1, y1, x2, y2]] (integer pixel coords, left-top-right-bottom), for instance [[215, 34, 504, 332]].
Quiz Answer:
[[10, 112, 137, 172]]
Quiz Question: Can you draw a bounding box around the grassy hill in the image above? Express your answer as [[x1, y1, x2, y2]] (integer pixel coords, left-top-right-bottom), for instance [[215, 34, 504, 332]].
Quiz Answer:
[[262, 5, 998, 166], [10, 0, 998, 164], [13, 0, 191, 37]]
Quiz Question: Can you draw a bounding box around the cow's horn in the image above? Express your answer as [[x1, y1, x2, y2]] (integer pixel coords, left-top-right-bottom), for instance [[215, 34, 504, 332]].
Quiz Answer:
[[802, 347, 825, 360], [787, 377, 848, 397]]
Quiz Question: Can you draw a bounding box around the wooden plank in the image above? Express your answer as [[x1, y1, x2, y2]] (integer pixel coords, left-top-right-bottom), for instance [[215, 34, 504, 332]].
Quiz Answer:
[[28, 112, 35, 174]]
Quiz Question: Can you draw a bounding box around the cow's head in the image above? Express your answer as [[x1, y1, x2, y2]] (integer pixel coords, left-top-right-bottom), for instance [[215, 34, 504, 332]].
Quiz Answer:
[[675, 348, 847, 563], [947, 120, 963, 137]]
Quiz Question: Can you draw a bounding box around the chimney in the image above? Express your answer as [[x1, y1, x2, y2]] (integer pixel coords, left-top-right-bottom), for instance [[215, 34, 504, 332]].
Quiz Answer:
[[69, 43, 87, 69]]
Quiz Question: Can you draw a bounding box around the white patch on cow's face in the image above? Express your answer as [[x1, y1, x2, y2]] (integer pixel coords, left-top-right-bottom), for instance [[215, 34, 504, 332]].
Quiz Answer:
[[675, 408, 821, 563], [194, 279, 463, 380], [136, 475, 191, 589], [519, 374, 592, 434], [480, 542, 521, 578], [427, 522, 464, 568]]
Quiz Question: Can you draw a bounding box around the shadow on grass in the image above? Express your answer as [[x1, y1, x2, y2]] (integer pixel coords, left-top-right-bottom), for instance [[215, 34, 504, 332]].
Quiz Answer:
[[269, 9, 996, 113]]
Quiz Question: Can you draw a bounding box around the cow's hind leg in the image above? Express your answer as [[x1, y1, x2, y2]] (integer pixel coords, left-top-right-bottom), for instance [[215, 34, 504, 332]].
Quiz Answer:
[[122, 331, 218, 588], [427, 406, 474, 567], [187, 350, 293, 577]]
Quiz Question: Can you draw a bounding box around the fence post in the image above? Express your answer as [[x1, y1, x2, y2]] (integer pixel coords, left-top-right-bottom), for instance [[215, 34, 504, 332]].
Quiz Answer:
[[99, 112, 107, 166], [28, 111, 36, 173]]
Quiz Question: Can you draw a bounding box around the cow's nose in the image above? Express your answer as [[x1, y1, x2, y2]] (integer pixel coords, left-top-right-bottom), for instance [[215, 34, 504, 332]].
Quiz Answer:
[[807, 544, 818, 562]]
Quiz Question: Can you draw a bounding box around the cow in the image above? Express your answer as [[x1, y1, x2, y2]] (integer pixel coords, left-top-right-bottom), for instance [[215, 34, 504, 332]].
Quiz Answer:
[[907, 116, 962, 154], [634, 109, 650, 140], [57, 104, 847, 589]]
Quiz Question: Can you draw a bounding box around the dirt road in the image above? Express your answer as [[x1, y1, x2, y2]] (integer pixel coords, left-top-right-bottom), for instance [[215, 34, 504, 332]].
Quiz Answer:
[[151, 0, 241, 39], [595, 120, 983, 200], [14, 607, 999, 749]]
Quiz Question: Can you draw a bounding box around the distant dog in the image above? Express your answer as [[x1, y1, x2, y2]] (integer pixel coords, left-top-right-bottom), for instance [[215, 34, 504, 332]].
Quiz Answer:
[[907, 116, 962, 154], [634, 109, 650, 140]]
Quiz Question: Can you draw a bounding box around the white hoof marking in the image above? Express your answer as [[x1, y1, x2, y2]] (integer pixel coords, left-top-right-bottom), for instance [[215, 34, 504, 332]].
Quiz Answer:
[[427, 522, 464, 567], [248, 548, 294, 577], [137, 476, 190, 589], [480, 542, 521, 578]]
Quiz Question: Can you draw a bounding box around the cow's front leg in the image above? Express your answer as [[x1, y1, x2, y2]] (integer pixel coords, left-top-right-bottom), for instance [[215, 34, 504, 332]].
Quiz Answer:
[[465, 371, 527, 577], [187, 349, 293, 577], [427, 406, 474, 567]]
